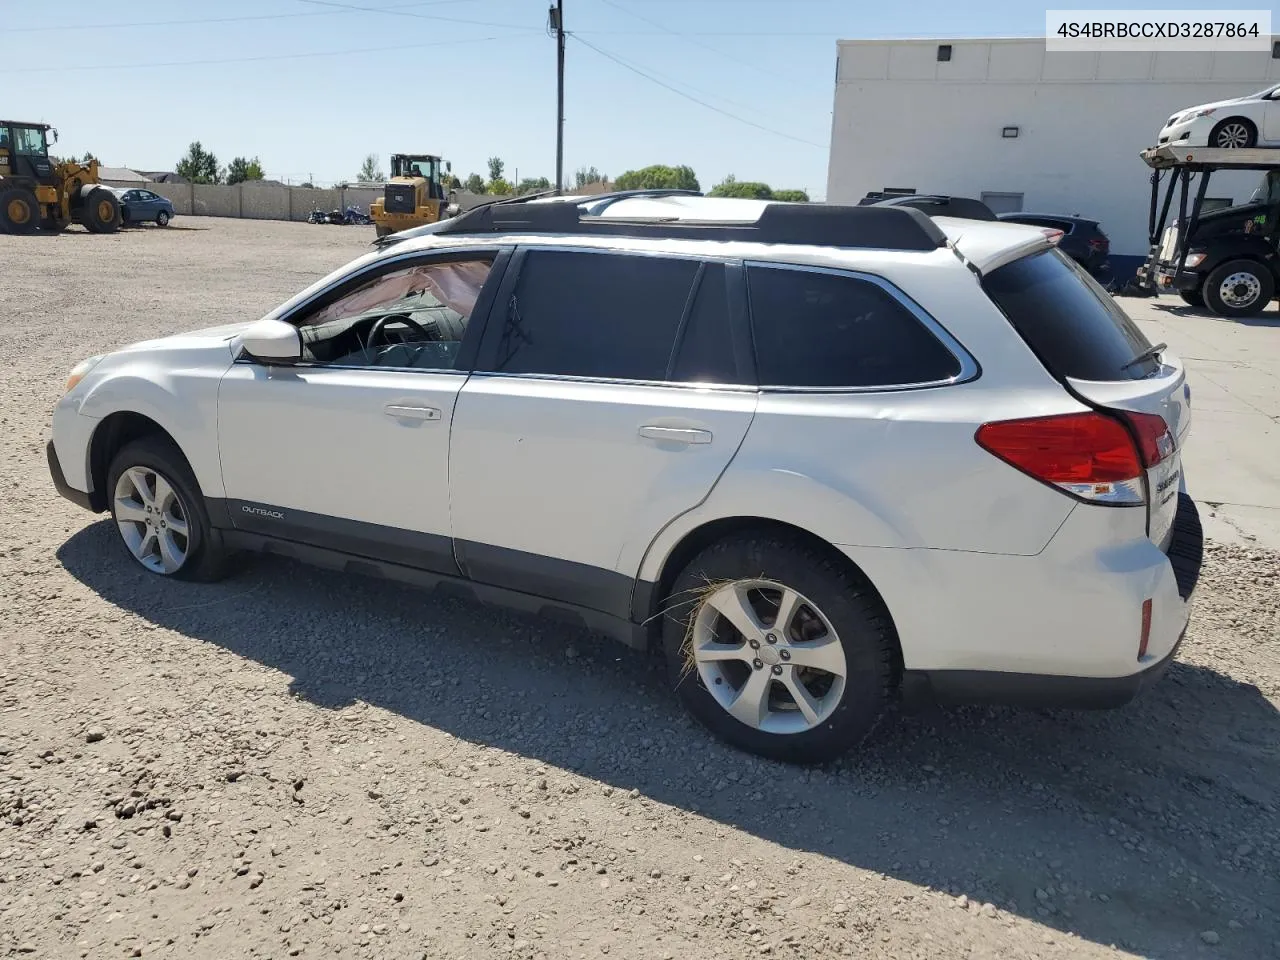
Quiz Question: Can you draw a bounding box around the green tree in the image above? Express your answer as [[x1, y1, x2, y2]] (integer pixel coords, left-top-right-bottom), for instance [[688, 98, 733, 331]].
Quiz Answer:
[[299, 181, 315, 189], [517, 176, 552, 195], [443, 172, 462, 190], [708, 175, 772, 200], [614, 164, 699, 192], [464, 173, 486, 194], [574, 166, 607, 188], [487, 156, 505, 182], [225, 156, 265, 185], [358, 153, 384, 182], [488, 176, 513, 195], [772, 189, 810, 202], [175, 141, 222, 185]]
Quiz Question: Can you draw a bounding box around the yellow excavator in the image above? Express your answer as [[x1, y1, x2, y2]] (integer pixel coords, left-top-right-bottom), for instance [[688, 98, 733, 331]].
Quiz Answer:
[[0, 120, 120, 234], [370, 153, 458, 238]]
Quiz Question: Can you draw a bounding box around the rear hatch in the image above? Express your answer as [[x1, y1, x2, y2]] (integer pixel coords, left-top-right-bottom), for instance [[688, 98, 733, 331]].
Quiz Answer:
[[980, 248, 1191, 549]]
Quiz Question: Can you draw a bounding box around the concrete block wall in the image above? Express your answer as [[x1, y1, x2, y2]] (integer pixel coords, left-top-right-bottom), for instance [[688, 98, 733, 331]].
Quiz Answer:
[[290, 188, 341, 221], [241, 182, 290, 220], [145, 181, 193, 216], [192, 184, 241, 218]]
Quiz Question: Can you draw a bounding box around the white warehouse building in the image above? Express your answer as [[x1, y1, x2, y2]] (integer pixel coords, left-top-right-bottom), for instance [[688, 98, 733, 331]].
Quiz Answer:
[[827, 38, 1280, 277]]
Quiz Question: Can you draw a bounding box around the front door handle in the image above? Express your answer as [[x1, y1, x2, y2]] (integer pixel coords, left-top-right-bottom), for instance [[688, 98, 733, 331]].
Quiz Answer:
[[384, 404, 441, 421], [638, 425, 712, 444]]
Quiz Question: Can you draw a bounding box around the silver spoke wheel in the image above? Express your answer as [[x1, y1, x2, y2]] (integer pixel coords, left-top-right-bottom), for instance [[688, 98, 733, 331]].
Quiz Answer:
[[1219, 271, 1262, 309], [691, 579, 847, 735], [1214, 122, 1250, 148], [113, 466, 190, 575]]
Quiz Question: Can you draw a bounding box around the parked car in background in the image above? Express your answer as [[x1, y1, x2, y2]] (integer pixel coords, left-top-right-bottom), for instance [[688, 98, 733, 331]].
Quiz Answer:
[[998, 213, 1111, 278], [1157, 83, 1280, 148], [868, 194, 997, 221], [115, 188, 175, 227]]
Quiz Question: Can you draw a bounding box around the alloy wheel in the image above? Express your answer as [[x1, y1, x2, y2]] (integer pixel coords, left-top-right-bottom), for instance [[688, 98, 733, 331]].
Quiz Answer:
[[113, 466, 191, 574], [1214, 122, 1252, 148], [689, 579, 847, 735]]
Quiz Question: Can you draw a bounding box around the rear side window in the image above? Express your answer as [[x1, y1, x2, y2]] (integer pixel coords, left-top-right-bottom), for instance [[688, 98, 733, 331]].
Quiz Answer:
[[671, 262, 739, 384], [983, 249, 1157, 381], [746, 265, 962, 388], [484, 250, 699, 381]]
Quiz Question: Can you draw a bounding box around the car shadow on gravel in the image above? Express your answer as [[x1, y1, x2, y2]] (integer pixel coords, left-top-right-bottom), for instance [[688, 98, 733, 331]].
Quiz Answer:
[[1151, 301, 1280, 327], [58, 521, 1280, 960]]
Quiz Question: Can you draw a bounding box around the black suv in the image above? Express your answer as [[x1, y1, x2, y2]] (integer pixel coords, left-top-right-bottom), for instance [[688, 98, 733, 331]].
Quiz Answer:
[[998, 214, 1111, 279]]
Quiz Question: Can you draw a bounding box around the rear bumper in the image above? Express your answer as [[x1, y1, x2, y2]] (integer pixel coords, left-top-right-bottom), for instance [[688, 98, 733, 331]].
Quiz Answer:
[[902, 495, 1203, 709], [47, 440, 97, 511]]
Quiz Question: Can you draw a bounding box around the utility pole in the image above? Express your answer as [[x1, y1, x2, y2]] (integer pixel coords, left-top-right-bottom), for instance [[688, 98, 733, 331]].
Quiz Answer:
[[550, 0, 565, 194]]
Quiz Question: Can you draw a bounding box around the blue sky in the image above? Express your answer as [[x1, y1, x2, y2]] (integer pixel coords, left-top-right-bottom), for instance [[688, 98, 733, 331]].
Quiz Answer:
[[7, 1, 1249, 198]]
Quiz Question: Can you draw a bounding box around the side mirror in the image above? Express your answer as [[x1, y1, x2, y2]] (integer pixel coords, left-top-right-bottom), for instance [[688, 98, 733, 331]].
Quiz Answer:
[[236, 318, 302, 364], [446, 160, 452, 173]]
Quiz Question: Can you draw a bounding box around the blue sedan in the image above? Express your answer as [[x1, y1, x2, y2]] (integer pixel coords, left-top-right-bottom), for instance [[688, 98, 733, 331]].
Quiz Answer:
[[115, 188, 175, 227]]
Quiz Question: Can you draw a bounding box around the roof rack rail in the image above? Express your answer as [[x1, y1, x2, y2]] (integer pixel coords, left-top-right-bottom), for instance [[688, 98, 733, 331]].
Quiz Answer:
[[380, 192, 947, 252]]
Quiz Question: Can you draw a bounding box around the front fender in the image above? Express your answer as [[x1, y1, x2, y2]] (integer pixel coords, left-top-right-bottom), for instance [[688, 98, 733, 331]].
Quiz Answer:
[[77, 362, 229, 498]]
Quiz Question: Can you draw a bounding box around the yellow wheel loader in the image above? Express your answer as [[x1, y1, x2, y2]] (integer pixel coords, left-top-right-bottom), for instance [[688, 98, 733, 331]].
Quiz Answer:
[[0, 120, 120, 235], [370, 153, 458, 238]]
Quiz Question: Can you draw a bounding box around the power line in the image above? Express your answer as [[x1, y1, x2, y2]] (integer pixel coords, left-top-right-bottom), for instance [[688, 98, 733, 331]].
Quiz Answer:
[[295, 0, 540, 31], [0, 0, 484, 34], [570, 34, 827, 150], [18, 34, 520, 74], [593, 0, 792, 82], [573, 37, 763, 113]]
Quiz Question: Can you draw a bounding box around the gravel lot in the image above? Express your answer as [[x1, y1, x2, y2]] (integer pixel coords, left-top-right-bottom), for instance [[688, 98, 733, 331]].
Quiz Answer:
[[1, 218, 1277, 960]]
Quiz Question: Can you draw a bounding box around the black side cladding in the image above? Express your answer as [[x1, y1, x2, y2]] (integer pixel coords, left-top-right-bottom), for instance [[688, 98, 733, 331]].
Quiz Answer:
[[430, 198, 948, 252]]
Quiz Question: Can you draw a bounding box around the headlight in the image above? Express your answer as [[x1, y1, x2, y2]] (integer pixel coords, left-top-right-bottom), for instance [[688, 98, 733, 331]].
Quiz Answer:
[[1192, 108, 1216, 119], [1183, 252, 1207, 268], [64, 355, 105, 394]]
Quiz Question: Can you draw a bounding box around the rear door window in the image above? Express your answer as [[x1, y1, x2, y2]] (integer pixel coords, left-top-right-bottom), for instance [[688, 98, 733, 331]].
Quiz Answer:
[[481, 249, 699, 381], [746, 264, 962, 388], [982, 249, 1157, 381]]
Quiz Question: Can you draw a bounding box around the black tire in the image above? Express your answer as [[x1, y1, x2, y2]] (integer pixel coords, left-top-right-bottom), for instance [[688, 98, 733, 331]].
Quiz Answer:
[[0, 187, 40, 235], [1203, 259, 1274, 318], [105, 436, 232, 582], [156, 210, 170, 227], [1209, 117, 1257, 149], [661, 533, 898, 764], [1178, 288, 1205, 308], [82, 187, 121, 234]]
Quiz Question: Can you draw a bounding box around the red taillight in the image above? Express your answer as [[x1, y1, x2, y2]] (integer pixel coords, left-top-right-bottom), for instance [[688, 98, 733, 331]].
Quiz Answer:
[[1138, 598, 1153, 659], [1088, 237, 1109, 251], [1120, 411, 1174, 468], [975, 412, 1145, 503]]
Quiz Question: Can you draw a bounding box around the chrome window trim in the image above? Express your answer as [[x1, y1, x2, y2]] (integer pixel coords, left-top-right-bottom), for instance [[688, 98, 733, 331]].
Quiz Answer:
[[743, 259, 981, 394]]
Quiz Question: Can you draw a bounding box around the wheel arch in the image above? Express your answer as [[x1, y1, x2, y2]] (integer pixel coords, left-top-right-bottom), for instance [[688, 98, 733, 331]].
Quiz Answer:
[[88, 412, 186, 512], [636, 515, 904, 678]]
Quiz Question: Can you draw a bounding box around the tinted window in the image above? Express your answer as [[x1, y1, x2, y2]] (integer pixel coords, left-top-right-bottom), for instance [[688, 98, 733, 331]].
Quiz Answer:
[[746, 266, 962, 388], [671, 263, 739, 384], [983, 249, 1156, 381], [486, 250, 699, 380]]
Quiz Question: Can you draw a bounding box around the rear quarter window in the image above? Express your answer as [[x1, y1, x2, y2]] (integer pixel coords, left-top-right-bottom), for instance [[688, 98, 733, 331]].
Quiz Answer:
[[982, 249, 1157, 381], [746, 264, 963, 389]]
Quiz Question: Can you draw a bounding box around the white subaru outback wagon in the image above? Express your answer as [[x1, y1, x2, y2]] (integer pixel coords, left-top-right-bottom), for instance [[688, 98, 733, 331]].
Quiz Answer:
[[48, 192, 1203, 763]]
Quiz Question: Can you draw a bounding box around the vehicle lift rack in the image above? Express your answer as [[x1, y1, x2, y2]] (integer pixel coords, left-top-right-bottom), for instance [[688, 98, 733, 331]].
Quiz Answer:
[[374, 188, 949, 253], [1127, 144, 1280, 295]]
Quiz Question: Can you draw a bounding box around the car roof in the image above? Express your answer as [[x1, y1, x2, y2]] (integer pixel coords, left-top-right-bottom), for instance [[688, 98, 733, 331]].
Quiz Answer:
[[999, 212, 1096, 225]]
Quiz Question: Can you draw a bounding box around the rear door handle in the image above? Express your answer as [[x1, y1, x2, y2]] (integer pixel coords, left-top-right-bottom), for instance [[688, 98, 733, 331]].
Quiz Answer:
[[384, 404, 441, 421], [638, 425, 712, 444]]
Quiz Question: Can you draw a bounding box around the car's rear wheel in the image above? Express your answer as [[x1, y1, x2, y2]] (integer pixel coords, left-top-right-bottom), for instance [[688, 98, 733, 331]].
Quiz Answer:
[[1178, 288, 1205, 308], [1203, 259, 1273, 318], [157, 210, 170, 227], [662, 533, 898, 764], [1209, 117, 1256, 149], [106, 437, 231, 581]]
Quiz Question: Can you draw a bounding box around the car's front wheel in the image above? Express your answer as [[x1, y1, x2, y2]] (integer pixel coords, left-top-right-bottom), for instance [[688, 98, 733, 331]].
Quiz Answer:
[[1203, 259, 1274, 318], [106, 437, 231, 581], [662, 533, 898, 764], [1209, 117, 1257, 149], [157, 210, 170, 227]]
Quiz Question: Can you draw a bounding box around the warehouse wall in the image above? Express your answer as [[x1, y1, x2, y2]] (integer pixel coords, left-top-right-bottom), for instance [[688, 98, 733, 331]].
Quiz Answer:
[[828, 39, 1280, 259]]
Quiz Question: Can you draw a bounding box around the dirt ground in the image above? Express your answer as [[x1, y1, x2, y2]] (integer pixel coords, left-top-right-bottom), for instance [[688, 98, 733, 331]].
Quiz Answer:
[[0, 218, 1277, 960]]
